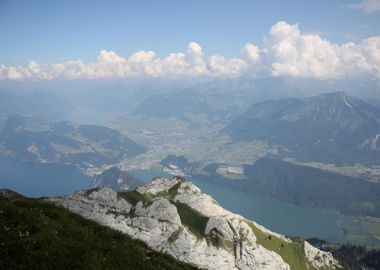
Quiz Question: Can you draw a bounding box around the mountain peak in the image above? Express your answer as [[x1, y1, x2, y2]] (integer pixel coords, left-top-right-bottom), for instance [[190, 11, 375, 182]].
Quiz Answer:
[[313, 91, 356, 108], [224, 92, 380, 165], [48, 177, 339, 270]]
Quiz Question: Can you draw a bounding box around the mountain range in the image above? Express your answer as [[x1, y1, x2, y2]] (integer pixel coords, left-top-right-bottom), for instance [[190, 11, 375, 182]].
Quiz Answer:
[[0, 115, 145, 170], [224, 92, 380, 165], [132, 87, 258, 126], [0, 89, 71, 129]]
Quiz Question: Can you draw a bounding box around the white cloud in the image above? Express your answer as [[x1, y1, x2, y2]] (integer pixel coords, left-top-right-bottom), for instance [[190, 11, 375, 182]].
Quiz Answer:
[[349, 0, 380, 13], [1, 21, 380, 80], [242, 43, 260, 64], [265, 21, 380, 80], [266, 21, 341, 78], [186, 42, 208, 76], [208, 55, 247, 76]]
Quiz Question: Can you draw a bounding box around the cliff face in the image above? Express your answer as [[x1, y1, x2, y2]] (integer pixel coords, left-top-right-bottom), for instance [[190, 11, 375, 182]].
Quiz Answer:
[[48, 177, 339, 270]]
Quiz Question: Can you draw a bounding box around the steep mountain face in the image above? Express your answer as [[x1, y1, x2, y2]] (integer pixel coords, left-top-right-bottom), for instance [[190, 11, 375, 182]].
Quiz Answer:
[[91, 167, 144, 191], [0, 115, 145, 170], [49, 177, 339, 270], [224, 92, 380, 165]]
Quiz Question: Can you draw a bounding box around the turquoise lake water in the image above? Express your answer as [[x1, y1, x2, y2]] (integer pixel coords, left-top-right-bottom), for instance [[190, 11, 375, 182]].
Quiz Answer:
[[0, 157, 90, 197], [1, 159, 378, 247], [130, 169, 380, 247]]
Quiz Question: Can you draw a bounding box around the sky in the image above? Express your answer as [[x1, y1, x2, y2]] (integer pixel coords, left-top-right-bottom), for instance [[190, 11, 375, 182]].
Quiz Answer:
[[0, 0, 379, 80]]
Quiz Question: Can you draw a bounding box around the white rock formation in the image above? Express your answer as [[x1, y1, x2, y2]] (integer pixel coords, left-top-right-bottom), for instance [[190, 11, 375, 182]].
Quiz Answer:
[[48, 177, 340, 270], [304, 241, 337, 269]]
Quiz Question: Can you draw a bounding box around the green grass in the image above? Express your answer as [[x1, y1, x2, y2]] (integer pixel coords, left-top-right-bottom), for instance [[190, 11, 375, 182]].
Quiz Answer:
[[247, 221, 324, 270], [0, 195, 200, 270], [119, 178, 184, 207], [173, 202, 209, 240], [206, 236, 234, 251], [118, 190, 152, 206], [119, 181, 182, 207], [361, 217, 380, 241], [154, 181, 182, 200]]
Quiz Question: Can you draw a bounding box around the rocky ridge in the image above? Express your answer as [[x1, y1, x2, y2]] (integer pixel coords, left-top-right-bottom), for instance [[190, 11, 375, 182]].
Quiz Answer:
[[48, 177, 339, 270]]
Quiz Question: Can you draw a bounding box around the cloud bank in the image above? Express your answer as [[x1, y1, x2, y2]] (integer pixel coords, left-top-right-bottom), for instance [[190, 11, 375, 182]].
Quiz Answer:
[[1, 21, 380, 81]]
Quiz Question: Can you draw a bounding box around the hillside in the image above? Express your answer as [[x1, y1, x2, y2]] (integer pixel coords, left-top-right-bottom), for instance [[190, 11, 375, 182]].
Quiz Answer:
[[132, 87, 256, 126], [224, 92, 380, 165], [0, 115, 145, 170], [160, 155, 380, 218], [0, 89, 72, 123], [243, 158, 380, 217], [91, 166, 144, 191], [48, 177, 339, 270], [307, 238, 380, 270], [0, 189, 199, 270]]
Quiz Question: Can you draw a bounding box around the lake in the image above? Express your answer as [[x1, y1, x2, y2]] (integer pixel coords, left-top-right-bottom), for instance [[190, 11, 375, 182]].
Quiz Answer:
[[1, 160, 378, 247], [130, 169, 380, 247], [0, 157, 90, 197]]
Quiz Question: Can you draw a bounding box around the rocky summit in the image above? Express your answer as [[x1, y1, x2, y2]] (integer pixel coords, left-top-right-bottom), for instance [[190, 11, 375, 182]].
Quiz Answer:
[[48, 177, 339, 270]]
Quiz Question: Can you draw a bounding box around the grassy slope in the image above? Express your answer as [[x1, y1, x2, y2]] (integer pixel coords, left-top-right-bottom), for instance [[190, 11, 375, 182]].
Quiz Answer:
[[118, 179, 183, 206], [361, 217, 380, 241], [0, 195, 200, 270], [173, 201, 209, 240], [118, 190, 152, 206], [247, 221, 331, 270]]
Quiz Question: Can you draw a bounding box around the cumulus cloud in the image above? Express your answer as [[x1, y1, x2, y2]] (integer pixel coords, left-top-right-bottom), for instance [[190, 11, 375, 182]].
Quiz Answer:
[[208, 55, 247, 76], [349, 0, 380, 14], [242, 43, 261, 64], [1, 21, 380, 80], [265, 21, 380, 80], [0, 42, 249, 80], [265, 21, 341, 78]]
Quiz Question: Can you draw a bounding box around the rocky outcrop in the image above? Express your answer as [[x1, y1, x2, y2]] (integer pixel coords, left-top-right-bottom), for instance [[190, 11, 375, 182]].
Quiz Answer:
[[304, 241, 337, 269], [48, 177, 340, 270]]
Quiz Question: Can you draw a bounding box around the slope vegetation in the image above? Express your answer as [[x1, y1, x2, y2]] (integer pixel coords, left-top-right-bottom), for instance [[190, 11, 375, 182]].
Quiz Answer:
[[0, 189, 199, 270]]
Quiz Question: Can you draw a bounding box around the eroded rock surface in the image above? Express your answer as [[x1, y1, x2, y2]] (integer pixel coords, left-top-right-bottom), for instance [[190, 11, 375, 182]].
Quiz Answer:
[[48, 177, 340, 270]]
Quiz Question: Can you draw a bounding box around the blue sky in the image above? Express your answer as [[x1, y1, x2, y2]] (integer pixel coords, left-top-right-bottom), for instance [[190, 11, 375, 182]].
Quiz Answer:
[[0, 0, 379, 65], [0, 0, 379, 81]]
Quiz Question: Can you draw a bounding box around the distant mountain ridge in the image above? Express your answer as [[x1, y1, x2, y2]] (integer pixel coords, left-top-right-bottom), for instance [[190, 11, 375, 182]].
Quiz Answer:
[[0, 115, 145, 170], [132, 87, 257, 125], [91, 167, 144, 191], [161, 154, 380, 218], [224, 92, 380, 165], [0, 89, 71, 120]]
